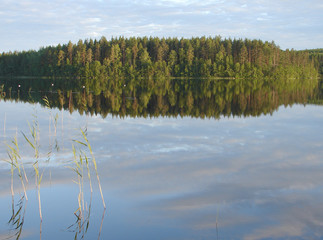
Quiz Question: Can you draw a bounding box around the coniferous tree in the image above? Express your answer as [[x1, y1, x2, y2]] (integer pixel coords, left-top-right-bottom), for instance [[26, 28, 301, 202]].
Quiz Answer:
[[0, 36, 319, 79]]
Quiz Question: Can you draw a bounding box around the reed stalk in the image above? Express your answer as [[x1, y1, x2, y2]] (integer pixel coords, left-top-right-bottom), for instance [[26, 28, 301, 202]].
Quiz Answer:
[[43, 96, 59, 186], [68, 144, 94, 239], [80, 129, 106, 209], [5, 136, 28, 201], [98, 208, 106, 240], [4, 112, 6, 138], [70, 144, 84, 220], [43, 96, 58, 137], [22, 118, 43, 221]]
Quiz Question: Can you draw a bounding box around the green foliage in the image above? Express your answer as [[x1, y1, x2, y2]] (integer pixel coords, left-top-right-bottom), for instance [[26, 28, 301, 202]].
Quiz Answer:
[[0, 37, 319, 79], [307, 49, 323, 75], [1, 76, 319, 119]]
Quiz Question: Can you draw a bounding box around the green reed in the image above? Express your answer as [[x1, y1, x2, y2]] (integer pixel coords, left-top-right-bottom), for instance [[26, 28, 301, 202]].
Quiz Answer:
[[79, 129, 106, 209], [3, 92, 106, 238], [67, 142, 94, 239], [43, 96, 59, 137], [3, 132, 29, 240], [67, 127, 106, 239], [43, 96, 59, 186], [4, 135, 29, 201], [22, 118, 43, 222]]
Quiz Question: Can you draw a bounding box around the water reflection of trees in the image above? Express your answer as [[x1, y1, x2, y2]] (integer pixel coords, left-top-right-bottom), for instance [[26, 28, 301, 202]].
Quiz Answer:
[[0, 77, 319, 119]]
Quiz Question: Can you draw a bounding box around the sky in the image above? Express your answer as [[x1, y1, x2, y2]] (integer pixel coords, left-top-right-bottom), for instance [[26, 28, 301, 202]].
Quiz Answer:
[[0, 0, 322, 52]]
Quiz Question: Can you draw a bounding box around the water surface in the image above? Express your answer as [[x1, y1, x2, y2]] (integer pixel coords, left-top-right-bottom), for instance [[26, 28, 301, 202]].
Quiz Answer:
[[0, 78, 323, 239]]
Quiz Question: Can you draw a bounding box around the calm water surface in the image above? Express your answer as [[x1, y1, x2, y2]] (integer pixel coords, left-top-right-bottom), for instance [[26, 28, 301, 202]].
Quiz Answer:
[[0, 98, 323, 239]]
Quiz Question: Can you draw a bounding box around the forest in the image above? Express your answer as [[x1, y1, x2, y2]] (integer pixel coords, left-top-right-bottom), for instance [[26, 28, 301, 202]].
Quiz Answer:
[[0, 74, 319, 119], [0, 36, 320, 80], [306, 48, 323, 75]]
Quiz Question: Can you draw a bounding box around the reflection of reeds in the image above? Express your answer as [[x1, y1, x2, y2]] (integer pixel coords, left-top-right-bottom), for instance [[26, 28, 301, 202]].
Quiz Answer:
[[71, 144, 85, 220], [67, 192, 105, 240], [67, 198, 92, 240], [3, 129, 29, 240], [67, 144, 93, 239], [98, 208, 106, 240], [7, 195, 27, 240], [3, 94, 106, 238], [71, 128, 105, 208], [70, 135, 95, 212], [68, 129, 106, 239]]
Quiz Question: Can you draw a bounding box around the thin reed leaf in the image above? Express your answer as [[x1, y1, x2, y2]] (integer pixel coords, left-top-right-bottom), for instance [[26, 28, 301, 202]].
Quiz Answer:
[[74, 160, 81, 171], [9, 208, 22, 223], [17, 228, 22, 239], [39, 173, 43, 185], [67, 166, 83, 178], [13, 136, 20, 152], [21, 132, 35, 150], [5, 137, 29, 200], [80, 129, 93, 154], [72, 145, 76, 158], [84, 154, 89, 165], [33, 164, 39, 177], [13, 216, 21, 226], [80, 128, 105, 209], [6, 143, 21, 158], [3, 158, 17, 168], [43, 96, 50, 108], [72, 139, 87, 147], [79, 154, 83, 165]]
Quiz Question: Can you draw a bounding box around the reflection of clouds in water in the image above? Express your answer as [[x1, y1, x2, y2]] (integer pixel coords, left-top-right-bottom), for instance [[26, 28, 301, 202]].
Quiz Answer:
[[154, 144, 190, 153], [136, 178, 323, 238], [87, 126, 102, 133], [0, 230, 35, 240], [246, 224, 303, 240], [244, 196, 323, 239], [0, 166, 74, 197], [87, 105, 323, 238], [1, 103, 323, 238]]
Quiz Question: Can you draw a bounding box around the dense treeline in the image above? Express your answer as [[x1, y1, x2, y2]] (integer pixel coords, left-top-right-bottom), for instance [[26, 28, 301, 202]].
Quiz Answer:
[[0, 76, 319, 119], [0, 36, 319, 79], [307, 49, 323, 75]]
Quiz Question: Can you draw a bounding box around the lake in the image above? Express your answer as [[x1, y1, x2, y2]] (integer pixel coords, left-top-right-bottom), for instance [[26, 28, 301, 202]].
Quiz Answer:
[[0, 77, 323, 239]]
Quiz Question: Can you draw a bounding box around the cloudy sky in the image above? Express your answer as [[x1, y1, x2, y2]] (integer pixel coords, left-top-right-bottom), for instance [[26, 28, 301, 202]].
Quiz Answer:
[[0, 0, 322, 52]]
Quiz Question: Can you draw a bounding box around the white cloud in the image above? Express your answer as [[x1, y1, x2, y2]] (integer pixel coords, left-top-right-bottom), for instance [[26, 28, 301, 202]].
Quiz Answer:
[[0, 0, 322, 51], [80, 17, 102, 24], [88, 31, 101, 37]]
